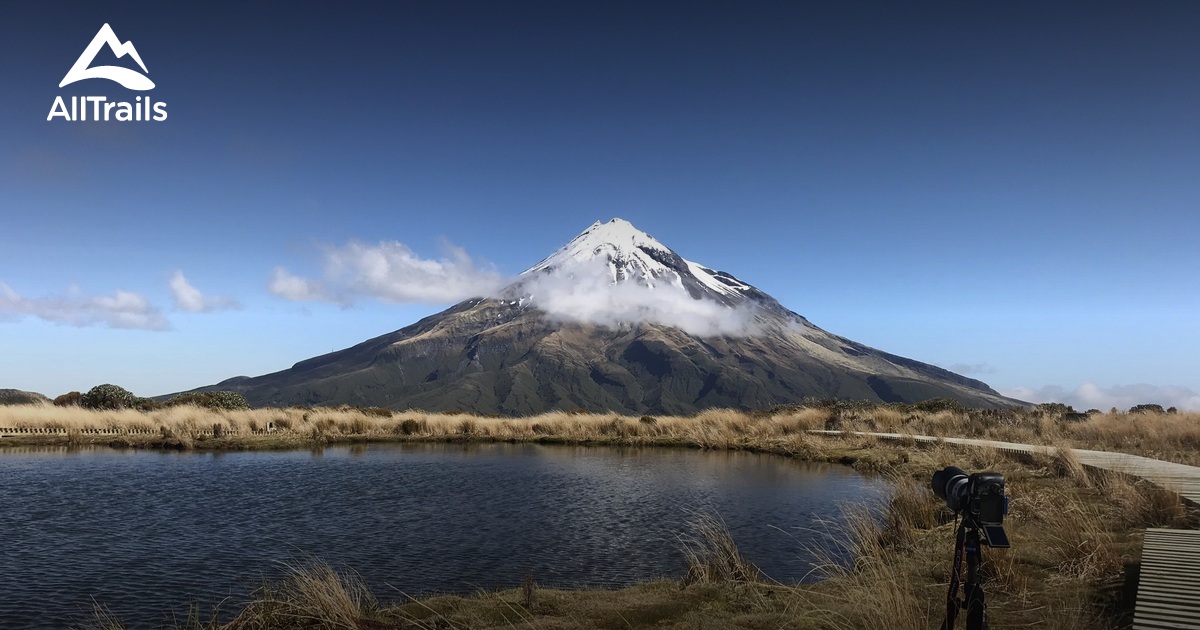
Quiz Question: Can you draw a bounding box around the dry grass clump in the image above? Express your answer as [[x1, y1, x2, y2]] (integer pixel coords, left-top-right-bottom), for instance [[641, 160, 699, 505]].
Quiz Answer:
[[797, 558, 936, 630], [810, 477, 942, 579], [678, 511, 760, 585], [225, 560, 380, 630], [800, 483, 941, 629], [1049, 439, 1092, 484], [754, 407, 831, 435], [981, 545, 1030, 600], [1092, 470, 1194, 530], [862, 406, 907, 431], [1036, 497, 1121, 580], [85, 603, 127, 630], [878, 477, 941, 550]]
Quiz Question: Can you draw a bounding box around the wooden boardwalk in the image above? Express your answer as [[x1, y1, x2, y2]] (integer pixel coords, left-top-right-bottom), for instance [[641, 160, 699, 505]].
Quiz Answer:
[[811, 430, 1200, 629], [1135, 529, 1200, 630]]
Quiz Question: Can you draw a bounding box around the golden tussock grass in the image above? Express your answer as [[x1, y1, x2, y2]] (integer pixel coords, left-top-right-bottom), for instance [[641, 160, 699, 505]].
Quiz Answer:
[[678, 511, 761, 585], [0, 404, 859, 466], [797, 477, 950, 629], [224, 560, 380, 630], [4, 403, 1198, 466]]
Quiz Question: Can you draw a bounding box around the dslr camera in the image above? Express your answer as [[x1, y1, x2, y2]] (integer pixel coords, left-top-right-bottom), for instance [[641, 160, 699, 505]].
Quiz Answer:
[[931, 466, 1010, 548]]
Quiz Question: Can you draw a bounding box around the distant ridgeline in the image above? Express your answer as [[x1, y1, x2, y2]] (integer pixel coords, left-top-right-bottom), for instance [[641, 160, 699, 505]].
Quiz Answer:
[[0, 389, 50, 406]]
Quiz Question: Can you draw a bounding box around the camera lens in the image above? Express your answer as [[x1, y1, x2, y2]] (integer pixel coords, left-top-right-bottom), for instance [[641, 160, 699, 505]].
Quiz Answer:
[[931, 466, 969, 511]]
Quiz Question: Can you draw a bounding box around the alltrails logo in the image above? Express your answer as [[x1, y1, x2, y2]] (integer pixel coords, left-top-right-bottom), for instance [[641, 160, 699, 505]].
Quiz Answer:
[[48, 23, 167, 122]]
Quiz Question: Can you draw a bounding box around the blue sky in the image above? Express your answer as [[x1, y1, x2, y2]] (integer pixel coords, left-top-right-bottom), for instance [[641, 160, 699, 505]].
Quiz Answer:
[[2, 1, 1197, 410]]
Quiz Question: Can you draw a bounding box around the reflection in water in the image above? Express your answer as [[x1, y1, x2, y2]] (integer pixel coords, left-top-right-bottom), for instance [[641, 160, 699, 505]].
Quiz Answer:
[[0, 443, 881, 629]]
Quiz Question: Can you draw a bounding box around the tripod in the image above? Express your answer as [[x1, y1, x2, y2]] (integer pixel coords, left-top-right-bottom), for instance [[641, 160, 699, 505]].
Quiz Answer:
[[941, 516, 988, 630]]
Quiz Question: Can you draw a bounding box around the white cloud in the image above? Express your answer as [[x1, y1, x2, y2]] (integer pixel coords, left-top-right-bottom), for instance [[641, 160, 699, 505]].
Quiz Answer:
[[947, 363, 997, 375], [169, 270, 239, 313], [1001, 383, 1200, 412], [0, 281, 167, 330], [518, 258, 763, 337], [269, 240, 506, 305], [268, 267, 326, 302]]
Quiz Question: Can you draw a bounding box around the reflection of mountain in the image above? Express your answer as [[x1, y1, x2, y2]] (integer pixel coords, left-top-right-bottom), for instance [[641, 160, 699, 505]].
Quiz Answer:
[[191, 219, 1023, 413]]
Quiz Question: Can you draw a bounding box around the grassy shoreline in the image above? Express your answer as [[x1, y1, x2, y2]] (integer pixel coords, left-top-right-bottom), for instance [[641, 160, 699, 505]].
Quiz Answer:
[[2, 403, 1196, 628], [3, 403, 1197, 464]]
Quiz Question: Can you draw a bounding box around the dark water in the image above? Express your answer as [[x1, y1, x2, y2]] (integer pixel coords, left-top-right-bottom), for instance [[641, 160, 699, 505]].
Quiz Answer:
[[0, 443, 881, 629]]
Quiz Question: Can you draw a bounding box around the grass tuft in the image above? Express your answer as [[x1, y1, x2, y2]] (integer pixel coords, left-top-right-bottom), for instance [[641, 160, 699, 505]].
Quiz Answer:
[[678, 511, 760, 585], [226, 560, 378, 630]]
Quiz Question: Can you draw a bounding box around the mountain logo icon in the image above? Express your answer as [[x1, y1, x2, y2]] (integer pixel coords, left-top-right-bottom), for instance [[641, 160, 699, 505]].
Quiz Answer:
[[59, 23, 155, 91]]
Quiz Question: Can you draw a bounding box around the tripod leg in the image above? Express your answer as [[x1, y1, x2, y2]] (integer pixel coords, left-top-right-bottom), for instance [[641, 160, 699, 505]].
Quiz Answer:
[[942, 523, 966, 630], [965, 528, 987, 630]]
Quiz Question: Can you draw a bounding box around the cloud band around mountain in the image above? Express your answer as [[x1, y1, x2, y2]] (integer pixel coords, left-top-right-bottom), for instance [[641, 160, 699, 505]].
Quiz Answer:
[[269, 241, 763, 337], [517, 258, 763, 337]]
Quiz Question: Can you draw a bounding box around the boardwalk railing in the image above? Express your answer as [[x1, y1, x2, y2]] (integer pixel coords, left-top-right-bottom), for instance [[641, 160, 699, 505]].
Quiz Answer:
[[0, 427, 277, 437], [0, 427, 157, 435]]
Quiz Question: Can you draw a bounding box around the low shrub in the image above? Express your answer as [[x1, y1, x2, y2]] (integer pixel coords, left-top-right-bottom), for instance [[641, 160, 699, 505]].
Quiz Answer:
[[53, 391, 82, 407], [134, 397, 161, 412], [1035, 402, 1076, 416], [914, 397, 966, 414], [81, 384, 137, 410], [166, 391, 250, 411]]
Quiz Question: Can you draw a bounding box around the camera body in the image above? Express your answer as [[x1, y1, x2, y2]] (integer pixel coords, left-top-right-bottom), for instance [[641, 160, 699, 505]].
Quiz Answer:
[[931, 466, 1011, 548]]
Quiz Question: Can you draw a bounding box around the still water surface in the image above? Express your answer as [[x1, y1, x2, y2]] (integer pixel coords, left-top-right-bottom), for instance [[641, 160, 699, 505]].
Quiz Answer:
[[0, 443, 880, 628]]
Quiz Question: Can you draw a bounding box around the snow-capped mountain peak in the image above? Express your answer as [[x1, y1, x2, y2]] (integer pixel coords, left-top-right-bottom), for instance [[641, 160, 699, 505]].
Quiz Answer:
[[519, 217, 766, 306], [524, 218, 675, 278]]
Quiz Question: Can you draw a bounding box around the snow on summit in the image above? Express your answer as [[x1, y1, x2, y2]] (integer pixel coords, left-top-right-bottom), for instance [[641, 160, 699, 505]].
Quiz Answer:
[[525, 218, 676, 279], [522, 218, 758, 302], [508, 218, 766, 335]]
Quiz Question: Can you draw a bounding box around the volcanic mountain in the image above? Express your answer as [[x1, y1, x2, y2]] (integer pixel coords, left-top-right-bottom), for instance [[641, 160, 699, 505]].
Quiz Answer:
[[195, 219, 1022, 413]]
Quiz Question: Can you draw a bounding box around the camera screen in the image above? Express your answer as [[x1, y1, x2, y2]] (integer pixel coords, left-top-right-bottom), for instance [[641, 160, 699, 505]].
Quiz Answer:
[[978, 492, 1005, 524]]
